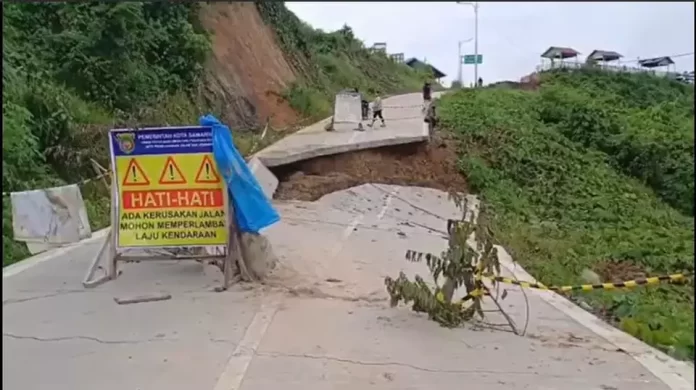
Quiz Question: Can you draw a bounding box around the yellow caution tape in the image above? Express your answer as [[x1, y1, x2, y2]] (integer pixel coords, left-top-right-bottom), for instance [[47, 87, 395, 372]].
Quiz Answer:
[[483, 273, 690, 292]]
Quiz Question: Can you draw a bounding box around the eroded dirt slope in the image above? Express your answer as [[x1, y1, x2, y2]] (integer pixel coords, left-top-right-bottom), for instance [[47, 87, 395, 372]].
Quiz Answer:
[[272, 135, 469, 201], [199, 3, 299, 129]]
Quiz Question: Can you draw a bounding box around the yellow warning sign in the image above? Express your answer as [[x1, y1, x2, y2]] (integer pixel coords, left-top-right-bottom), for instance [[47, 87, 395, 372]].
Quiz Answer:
[[122, 159, 150, 186], [195, 155, 221, 184], [110, 127, 228, 248], [158, 156, 187, 185]]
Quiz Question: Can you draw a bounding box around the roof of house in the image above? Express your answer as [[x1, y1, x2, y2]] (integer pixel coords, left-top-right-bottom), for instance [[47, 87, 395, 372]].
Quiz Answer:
[[404, 58, 447, 78], [586, 50, 623, 62], [541, 46, 580, 60], [638, 56, 675, 68]]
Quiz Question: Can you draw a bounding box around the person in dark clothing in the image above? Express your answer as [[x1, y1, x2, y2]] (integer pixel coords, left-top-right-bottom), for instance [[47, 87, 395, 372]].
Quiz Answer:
[[356, 87, 369, 120], [477, 77, 483, 87], [422, 82, 432, 102], [422, 81, 432, 112]]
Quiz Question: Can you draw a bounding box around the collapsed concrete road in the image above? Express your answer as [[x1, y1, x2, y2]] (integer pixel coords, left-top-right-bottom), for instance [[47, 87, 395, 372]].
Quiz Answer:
[[254, 93, 432, 168], [3, 93, 693, 390], [4, 185, 692, 390]]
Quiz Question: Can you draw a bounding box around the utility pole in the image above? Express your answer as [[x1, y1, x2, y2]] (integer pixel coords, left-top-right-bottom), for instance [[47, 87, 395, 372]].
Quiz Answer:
[[474, 2, 479, 85], [458, 40, 462, 86], [457, 2, 479, 86], [457, 37, 473, 87]]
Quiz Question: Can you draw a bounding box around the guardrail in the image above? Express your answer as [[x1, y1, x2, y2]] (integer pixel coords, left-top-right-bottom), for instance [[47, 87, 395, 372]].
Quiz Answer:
[[535, 62, 682, 78]]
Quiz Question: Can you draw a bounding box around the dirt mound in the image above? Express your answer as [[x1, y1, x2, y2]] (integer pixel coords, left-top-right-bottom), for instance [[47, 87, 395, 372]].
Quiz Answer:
[[489, 80, 539, 91], [594, 261, 647, 283], [271, 135, 468, 201], [199, 3, 299, 129]]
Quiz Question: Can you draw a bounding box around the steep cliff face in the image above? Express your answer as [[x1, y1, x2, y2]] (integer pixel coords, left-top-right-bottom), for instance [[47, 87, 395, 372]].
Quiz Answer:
[[199, 3, 299, 129], [199, 2, 429, 129]]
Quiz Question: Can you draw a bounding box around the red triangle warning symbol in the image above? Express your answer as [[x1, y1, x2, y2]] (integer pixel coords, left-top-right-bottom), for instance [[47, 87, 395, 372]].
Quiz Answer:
[[158, 157, 187, 185], [194, 155, 221, 184], [122, 159, 150, 186]]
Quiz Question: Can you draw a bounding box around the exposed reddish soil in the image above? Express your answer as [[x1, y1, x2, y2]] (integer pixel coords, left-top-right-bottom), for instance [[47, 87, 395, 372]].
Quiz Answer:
[[199, 3, 299, 129], [271, 134, 468, 201], [594, 261, 647, 283]]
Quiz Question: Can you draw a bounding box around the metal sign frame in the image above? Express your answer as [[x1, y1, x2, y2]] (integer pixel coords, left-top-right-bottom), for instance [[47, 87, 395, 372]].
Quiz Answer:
[[83, 126, 239, 289]]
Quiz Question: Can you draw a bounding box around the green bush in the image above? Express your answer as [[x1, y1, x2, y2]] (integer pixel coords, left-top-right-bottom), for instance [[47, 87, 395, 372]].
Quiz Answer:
[[439, 85, 694, 360], [538, 69, 694, 215], [2, 3, 211, 266]]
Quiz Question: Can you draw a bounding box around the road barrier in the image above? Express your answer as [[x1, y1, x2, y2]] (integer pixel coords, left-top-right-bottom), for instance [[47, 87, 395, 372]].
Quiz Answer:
[[83, 126, 237, 289], [5, 159, 112, 255]]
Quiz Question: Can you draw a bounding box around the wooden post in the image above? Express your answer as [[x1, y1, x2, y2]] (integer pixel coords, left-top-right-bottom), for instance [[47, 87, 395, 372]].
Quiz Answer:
[[223, 202, 236, 288], [90, 158, 110, 191], [223, 198, 253, 287]]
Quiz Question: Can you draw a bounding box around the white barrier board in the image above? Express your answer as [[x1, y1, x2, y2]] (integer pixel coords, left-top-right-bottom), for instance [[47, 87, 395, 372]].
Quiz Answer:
[[11, 184, 92, 251], [334, 92, 362, 125]]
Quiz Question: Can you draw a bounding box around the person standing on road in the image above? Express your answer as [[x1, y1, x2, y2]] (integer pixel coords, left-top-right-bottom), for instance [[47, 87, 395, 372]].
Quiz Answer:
[[368, 96, 385, 128], [477, 77, 483, 88], [357, 88, 369, 120], [422, 81, 432, 112]]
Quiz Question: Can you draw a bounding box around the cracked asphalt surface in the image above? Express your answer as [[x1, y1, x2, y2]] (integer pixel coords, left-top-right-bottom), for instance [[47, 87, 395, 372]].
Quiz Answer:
[[3, 184, 681, 389]]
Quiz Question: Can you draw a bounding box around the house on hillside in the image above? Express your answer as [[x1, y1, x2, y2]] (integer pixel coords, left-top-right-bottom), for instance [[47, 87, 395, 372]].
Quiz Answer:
[[638, 56, 678, 78], [538, 46, 581, 71], [405, 58, 446, 83], [638, 56, 675, 70], [371, 42, 387, 53], [586, 50, 623, 65], [389, 53, 405, 63]]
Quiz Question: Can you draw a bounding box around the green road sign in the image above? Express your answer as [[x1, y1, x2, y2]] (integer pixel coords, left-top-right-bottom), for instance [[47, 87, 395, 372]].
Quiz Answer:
[[462, 54, 483, 65]]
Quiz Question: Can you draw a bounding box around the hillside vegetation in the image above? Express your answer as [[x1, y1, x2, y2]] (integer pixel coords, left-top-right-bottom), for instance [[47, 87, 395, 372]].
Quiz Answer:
[[2, 2, 427, 266], [256, 2, 430, 118], [439, 69, 694, 360]]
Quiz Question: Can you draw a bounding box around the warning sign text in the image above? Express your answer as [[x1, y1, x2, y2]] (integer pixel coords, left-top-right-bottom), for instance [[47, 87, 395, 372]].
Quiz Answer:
[[123, 189, 223, 209], [109, 126, 228, 248], [118, 209, 226, 242]]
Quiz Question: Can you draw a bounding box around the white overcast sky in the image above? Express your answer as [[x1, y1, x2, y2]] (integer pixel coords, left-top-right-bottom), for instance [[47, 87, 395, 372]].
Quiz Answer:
[[286, 1, 695, 85]]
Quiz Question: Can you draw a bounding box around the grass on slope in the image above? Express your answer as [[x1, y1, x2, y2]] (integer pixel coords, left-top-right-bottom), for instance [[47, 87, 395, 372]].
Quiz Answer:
[[256, 2, 433, 119], [538, 69, 694, 216], [2, 3, 223, 266], [438, 74, 694, 360]]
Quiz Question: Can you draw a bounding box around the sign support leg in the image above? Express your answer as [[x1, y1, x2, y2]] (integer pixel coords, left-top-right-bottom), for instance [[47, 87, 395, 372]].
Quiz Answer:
[[223, 203, 236, 288], [82, 229, 113, 288], [108, 175, 119, 281]]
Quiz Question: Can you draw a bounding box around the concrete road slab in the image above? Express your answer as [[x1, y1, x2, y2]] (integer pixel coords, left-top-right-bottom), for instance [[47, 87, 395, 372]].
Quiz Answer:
[[3, 238, 263, 390], [3, 183, 691, 390], [255, 93, 428, 168], [244, 185, 683, 390], [242, 298, 666, 390]]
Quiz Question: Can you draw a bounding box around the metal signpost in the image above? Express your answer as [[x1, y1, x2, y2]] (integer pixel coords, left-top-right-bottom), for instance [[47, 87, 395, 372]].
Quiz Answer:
[[457, 2, 480, 86]]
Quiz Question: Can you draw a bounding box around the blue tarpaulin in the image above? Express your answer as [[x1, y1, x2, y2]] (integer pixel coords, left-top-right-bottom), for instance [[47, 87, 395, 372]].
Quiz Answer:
[[200, 115, 280, 233]]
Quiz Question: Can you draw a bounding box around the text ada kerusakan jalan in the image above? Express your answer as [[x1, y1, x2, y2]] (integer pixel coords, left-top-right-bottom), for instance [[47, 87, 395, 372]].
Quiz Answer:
[[109, 127, 228, 248]]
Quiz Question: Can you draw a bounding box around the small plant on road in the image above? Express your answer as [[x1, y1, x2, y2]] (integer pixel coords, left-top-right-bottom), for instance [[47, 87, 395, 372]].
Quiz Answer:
[[384, 194, 501, 327]]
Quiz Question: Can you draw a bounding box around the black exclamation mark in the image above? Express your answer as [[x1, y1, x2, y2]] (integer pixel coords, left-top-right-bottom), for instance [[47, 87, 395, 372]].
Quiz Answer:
[[169, 164, 174, 180], [205, 162, 210, 180], [132, 165, 137, 182]]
